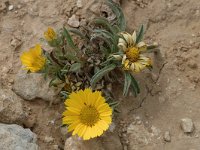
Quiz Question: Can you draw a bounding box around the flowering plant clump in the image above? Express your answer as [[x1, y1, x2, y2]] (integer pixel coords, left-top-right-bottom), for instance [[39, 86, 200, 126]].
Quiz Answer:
[[20, 0, 158, 140]]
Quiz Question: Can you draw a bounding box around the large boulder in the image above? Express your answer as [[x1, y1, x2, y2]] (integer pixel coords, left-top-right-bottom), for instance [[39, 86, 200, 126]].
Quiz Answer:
[[13, 70, 61, 103], [0, 88, 24, 124], [0, 123, 39, 150]]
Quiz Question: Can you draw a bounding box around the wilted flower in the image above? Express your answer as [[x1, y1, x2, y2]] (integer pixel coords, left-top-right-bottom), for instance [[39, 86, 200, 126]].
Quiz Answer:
[[44, 27, 57, 42]]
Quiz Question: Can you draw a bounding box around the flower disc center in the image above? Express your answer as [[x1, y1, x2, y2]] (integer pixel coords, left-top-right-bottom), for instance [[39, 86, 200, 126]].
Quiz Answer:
[[126, 47, 139, 62], [80, 106, 100, 126]]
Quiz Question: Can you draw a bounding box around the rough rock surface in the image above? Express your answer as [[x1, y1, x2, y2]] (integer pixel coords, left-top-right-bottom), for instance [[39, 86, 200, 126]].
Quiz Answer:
[[127, 122, 158, 150], [67, 15, 80, 28], [0, 88, 24, 124], [163, 131, 171, 142], [64, 136, 104, 150], [0, 123, 38, 150], [180, 118, 194, 133], [13, 70, 61, 103]]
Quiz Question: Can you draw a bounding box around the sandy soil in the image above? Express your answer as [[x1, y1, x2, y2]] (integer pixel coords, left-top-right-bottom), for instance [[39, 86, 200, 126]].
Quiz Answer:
[[1, 0, 200, 149]]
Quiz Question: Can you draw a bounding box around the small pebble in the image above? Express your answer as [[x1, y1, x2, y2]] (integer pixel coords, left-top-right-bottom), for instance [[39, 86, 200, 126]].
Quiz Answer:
[[8, 5, 14, 11], [180, 118, 194, 133], [187, 60, 198, 69], [53, 145, 59, 150], [136, 120, 142, 125], [163, 131, 171, 142], [44, 136, 54, 143], [67, 15, 80, 28], [76, 0, 82, 8]]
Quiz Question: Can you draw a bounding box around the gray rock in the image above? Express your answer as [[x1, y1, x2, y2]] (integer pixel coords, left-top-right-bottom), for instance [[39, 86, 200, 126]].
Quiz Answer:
[[8, 5, 14, 11], [108, 123, 116, 132], [101, 132, 123, 150], [64, 136, 104, 150], [67, 15, 80, 28], [127, 123, 153, 150], [76, 0, 82, 8], [44, 136, 54, 143], [187, 60, 198, 69], [180, 118, 194, 133], [0, 88, 24, 124], [163, 131, 171, 142], [13, 70, 61, 103], [0, 123, 38, 150]]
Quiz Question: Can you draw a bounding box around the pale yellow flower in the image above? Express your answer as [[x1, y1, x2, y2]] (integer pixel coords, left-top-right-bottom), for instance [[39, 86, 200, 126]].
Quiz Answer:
[[116, 31, 151, 72], [44, 27, 57, 41], [20, 44, 46, 72], [62, 88, 112, 140]]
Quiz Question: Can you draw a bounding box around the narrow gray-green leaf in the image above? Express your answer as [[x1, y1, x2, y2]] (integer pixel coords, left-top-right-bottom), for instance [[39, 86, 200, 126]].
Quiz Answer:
[[69, 28, 89, 41], [107, 0, 126, 31], [130, 75, 140, 94], [91, 64, 116, 87], [69, 63, 82, 72], [123, 72, 132, 96], [93, 18, 115, 34], [136, 25, 144, 44], [63, 27, 77, 50], [64, 53, 80, 62]]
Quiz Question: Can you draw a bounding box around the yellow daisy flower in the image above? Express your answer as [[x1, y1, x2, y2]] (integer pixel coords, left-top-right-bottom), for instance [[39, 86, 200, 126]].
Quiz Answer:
[[20, 44, 46, 72], [116, 31, 152, 73], [62, 88, 112, 140], [44, 27, 57, 41]]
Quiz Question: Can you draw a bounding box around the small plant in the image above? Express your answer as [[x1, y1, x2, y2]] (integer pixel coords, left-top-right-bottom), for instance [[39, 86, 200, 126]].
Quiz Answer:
[[20, 0, 158, 140]]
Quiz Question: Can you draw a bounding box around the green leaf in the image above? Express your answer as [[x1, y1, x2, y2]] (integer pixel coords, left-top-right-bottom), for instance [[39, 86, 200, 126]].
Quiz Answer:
[[130, 75, 140, 96], [107, 0, 126, 31], [93, 29, 119, 53], [123, 72, 132, 96], [94, 29, 117, 44], [91, 34, 113, 51], [49, 77, 62, 87], [136, 25, 144, 44], [100, 57, 115, 66], [91, 64, 116, 87], [64, 53, 80, 62], [93, 17, 115, 34], [69, 28, 89, 41], [60, 91, 69, 100], [63, 27, 77, 50], [69, 63, 82, 72]]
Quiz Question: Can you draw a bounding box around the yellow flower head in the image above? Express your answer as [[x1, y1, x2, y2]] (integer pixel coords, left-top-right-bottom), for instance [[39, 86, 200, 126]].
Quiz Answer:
[[62, 88, 112, 140], [116, 31, 152, 73], [20, 44, 46, 72], [44, 27, 57, 41]]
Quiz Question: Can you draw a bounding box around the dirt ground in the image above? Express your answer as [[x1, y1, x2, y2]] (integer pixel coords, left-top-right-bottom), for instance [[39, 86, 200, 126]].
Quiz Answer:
[[1, 0, 200, 150]]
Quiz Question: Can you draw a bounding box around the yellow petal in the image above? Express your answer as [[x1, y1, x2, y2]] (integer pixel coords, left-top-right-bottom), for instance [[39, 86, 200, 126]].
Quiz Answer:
[[72, 123, 83, 135], [67, 120, 80, 132], [123, 60, 130, 70], [96, 120, 109, 131], [78, 124, 87, 137], [100, 116, 112, 124], [83, 126, 92, 140], [67, 107, 81, 114], [62, 115, 79, 124]]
